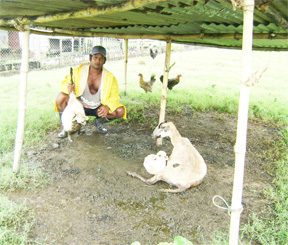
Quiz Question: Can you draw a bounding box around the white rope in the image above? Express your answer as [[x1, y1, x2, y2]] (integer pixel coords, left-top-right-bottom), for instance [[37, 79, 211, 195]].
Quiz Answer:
[[212, 195, 243, 216], [213, 195, 230, 212]]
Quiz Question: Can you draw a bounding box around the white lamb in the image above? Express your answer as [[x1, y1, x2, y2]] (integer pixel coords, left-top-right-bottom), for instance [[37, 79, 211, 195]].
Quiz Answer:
[[61, 92, 89, 142], [143, 151, 168, 175]]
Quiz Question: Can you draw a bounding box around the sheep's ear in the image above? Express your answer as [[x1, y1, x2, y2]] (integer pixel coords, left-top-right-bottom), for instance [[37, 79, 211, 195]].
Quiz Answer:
[[164, 125, 170, 132], [158, 121, 167, 129]]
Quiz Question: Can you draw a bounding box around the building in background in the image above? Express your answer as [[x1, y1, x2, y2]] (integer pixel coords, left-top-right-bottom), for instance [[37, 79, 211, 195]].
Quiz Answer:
[[0, 30, 165, 74]]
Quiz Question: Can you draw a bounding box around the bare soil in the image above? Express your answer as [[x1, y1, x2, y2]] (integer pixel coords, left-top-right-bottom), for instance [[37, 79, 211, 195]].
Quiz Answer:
[[8, 109, 279, 244]]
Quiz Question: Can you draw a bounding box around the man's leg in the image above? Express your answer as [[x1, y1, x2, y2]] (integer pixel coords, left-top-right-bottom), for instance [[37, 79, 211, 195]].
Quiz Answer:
[[83, 107, 107, 134], [107, 106, 125, 120], [56, 92, 69, 138], [93, 106, 125, 134]]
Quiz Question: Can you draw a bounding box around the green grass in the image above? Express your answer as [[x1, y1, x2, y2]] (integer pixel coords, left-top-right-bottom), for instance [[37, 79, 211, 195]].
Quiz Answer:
[[0, 194, 34, 244], [0, 45, 287, 244], [0, 153, 48, 191], [114, 47, 288, 123], [240, 129, 288, 244]]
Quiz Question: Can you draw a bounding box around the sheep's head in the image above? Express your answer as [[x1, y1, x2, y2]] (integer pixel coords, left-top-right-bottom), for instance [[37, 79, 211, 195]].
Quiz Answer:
[[156, 151, 168, 161], [152, 122, 171, 139]]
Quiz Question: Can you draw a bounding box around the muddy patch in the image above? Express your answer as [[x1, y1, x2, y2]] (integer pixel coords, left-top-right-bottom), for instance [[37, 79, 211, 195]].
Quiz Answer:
[[7, 111, 278, 244]]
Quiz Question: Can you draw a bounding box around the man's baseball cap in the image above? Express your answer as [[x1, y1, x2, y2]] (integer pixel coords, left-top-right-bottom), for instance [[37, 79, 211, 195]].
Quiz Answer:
[[91, 46, 106, 59]]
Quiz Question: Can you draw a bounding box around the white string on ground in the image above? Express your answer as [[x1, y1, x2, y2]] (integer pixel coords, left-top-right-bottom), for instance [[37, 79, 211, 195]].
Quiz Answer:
[[212, 195, 243, 216]]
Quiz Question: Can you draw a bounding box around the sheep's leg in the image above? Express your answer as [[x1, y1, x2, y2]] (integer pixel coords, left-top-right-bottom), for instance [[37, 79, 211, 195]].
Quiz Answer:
[[68, 133, 73, 142], [159, 186, 187, 193], [77, 125, 83, 135], [76, 128, 81, 136], [126, 171, 161, 185], [126, 171, 147, 182]]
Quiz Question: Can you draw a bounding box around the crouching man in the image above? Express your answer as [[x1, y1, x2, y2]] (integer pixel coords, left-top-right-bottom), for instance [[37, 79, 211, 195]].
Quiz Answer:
[[55, 46, 126, 137]]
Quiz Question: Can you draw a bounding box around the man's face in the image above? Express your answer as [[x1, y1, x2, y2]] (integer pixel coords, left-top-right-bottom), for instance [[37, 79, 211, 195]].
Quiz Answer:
[[90, 53, 105, 70]]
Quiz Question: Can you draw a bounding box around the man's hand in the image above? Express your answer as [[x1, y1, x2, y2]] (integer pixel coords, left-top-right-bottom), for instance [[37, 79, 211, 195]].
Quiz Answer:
[[97, 105, 109, 117], [68, 84, 75, 94]]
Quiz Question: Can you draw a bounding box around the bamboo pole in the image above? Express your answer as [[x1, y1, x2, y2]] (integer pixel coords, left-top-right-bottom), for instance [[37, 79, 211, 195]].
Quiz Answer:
[[13, 30, 30, 172], [157, 39, 171, 146], [3, 24, 287, 44], [256, 4, 288, 30], [124, 39, 128, 95], [229, 0, 255, 243], [20, 27, 288, 40]]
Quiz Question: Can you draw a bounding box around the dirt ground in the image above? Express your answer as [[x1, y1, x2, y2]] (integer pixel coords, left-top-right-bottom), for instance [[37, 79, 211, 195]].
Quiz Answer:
[[8, 109, 279, 244]]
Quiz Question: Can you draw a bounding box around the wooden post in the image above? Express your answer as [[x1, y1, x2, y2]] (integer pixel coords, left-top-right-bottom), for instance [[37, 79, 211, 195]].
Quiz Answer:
[[229, 0, 255, 243], [124, 39, 128, 95], [13, 29, 30, 172], [156, 39, 171, 146]]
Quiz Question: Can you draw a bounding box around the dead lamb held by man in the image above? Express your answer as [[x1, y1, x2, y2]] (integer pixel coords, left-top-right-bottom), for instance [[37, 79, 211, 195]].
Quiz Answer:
[[127, 121, 207, 193], [61, 91, 89, 142]]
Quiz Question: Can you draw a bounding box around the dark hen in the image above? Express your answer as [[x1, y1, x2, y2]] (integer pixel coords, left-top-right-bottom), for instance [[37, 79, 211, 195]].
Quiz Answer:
[[159, 74, 182, 90], [150, 48, 158, 59]]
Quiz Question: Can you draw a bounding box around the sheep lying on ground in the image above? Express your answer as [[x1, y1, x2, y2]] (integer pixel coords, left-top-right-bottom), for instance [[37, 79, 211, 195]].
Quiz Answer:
[[143, 151, 168, 175], [62, 92, 89, 142], [127, 121, 207, 193]]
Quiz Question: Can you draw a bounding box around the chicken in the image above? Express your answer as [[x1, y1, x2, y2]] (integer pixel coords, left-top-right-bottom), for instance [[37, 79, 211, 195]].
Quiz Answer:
[[144, 151, 168, 175], [149, 48, 158, 59], [138, 73, 156, 93], [159, 74, 182, 90], [61, 92, 89, 142]]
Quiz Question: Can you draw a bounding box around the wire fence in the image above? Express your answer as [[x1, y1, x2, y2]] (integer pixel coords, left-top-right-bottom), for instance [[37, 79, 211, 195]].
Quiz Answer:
[[0, 30, 166, 76]]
